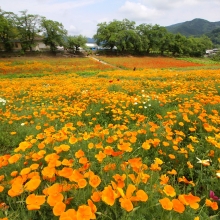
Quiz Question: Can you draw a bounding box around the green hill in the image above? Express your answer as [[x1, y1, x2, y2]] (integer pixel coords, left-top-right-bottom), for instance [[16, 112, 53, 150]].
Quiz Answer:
[[166, 18, 220, 37], [206, 28, 220, 46]]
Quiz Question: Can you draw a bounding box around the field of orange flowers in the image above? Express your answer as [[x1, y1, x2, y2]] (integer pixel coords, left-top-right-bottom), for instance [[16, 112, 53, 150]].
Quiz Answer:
[[0, 56, 220, 220], [98, 56, 220, 70]]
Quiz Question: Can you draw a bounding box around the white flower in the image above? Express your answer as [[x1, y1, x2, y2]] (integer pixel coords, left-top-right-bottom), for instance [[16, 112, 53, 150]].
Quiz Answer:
[[0, 98, 6, 105], [196, 157, 211, 166], [21, 123, 25, 126]]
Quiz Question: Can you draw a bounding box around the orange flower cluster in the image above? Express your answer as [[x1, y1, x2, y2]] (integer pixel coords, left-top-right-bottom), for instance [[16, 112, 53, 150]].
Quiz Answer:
[[98, 56, 206, 69], [0, 57, 115, 75], [0, 58, 220, 219]]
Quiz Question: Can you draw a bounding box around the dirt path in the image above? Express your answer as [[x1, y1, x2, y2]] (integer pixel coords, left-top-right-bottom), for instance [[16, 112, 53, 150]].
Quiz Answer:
[[89, 56, 122, 69]]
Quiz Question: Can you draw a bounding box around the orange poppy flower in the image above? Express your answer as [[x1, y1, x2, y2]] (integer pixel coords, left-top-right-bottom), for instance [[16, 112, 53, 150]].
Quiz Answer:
[[113, 174, 126, 188], [30, 163, 39, 170], [117, 142, 132, 152], [75, 149, 85, 158], [142, 140, 151, 150], [79, 157, 88, 165], [61, 159, 74, 167], [106, 136, 115, 144], [10, 171, 18, 177], [178, 176, 195, 186], [150, 163, 161, 171], [20, 167, 31, 176], [42, 166, 56, 179], [172, 199, 185, 213], [95, 151, 106, 163], [47, 193, 64, 206], [101, 185, 117, 206], [76, 205, 93, 220], [53, 201, 66, 216], [8, 154, 22, 164], [163, 185, 176, 197], [135, 190, 148, 202], [159, 197, 173, 210], [8, 179, 24, 197], [78, 178, 87, 188], [24, 179, 41, 192], [58, 167, 74, 178], [89, 175, 101, 188], [119, 197, 133, 212], [187, 161, 194, 169], [205, 199, 218, 210], [0, 175, 4, 182], [87, 199, 97, 219], [69, 169, 84, 182], [118, 184, 147, 212], [47, 183, 63, 196], [103, 146, 113, 155], [160, 174, 169, 185], [128, 157, 143, 170], [88, 143, 94, 149], [36, 125, 41, 130], [167, 169, 177, 175], [26, 194, 46, 210], [178, 193, 200, 209], [69, 136, 78, 145], [0, 185, 4, 192], [208, 150, 214, 157], [60, 144, 70, 151], [38, 142, 45, 149], [91, 191, 102, 202], [59, 209, 77, 220], [168, 154, 175, 159]]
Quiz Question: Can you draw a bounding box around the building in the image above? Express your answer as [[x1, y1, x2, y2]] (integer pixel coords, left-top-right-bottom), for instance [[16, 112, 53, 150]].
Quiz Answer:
[[205, 48, 220, 56]]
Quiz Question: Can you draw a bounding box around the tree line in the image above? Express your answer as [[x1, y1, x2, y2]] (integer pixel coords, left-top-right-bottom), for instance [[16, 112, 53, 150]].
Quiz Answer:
[[0, 9, 214, 56], [94, 19, 213, 56], [0, 9, 87, 53]]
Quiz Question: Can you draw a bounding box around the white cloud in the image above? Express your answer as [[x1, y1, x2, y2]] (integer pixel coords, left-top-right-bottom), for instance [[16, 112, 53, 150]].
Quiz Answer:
[[68, 25, 77, 35], [118, 1, 159, 23], [1, 0, 102, 15], [1, 0, 220, 37], [140, 0, 220, 10]]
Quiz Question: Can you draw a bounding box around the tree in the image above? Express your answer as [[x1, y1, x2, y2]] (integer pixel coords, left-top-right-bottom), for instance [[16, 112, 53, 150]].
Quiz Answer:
[[114, 19, 138, 52], [94, 19, 138, 52], [0, 10, 18, 51], [136, 24, 170, 54], [206, 28, 220, 47], [67, 35, 87, 52], [94, 20, 119, 51], [168, 33, 188, 56], [136, 24, 151, 53], [41, 18, 67, 52], [15, 10, 41, 51], [188, 35, 213, 57]]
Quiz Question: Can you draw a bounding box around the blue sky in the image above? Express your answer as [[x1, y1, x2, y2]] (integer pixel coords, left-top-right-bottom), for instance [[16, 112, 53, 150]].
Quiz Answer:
[[1, 0, 220, 37]]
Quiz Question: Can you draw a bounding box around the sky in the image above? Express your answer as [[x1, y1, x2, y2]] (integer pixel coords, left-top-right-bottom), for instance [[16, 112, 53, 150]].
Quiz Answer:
[[1, 0, 220, 38]]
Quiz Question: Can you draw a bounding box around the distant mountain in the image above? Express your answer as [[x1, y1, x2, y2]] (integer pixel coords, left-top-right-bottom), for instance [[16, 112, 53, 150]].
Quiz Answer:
[[87, 38, 96, 43], [166, 18, 220, 37], [206, 28, 220, 46]]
